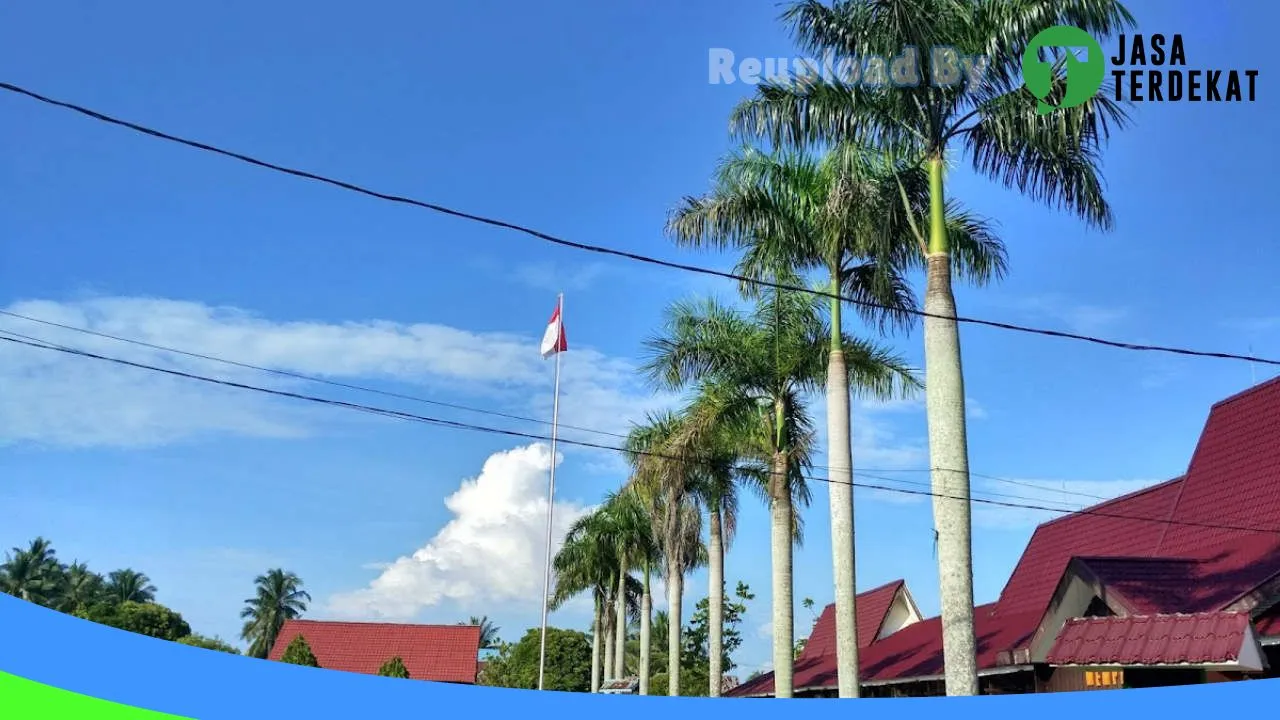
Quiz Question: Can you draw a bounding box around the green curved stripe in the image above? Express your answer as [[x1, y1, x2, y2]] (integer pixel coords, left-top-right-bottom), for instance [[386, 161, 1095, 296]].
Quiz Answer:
[[0, 671, 193, 718]]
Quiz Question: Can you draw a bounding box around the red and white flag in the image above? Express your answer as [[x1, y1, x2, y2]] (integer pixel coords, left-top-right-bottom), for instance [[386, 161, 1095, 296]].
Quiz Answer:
[[540, 300, 567, 359]]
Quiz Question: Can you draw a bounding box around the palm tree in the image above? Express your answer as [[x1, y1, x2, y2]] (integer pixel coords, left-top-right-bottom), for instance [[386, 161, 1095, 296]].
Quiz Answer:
[[552, 502, 641, 691], [240, 569, 310, 659], [603, 485, 659, 688], [105, 569, 156, 604], [61, 562, 106, 612], [463, 615, 501, 649], [0, 537, 61, 605], [641, 278, 916, 697], [730, 0, 1132, 694], [668, 145, 1001, 696], [625, 412, 709, 696]]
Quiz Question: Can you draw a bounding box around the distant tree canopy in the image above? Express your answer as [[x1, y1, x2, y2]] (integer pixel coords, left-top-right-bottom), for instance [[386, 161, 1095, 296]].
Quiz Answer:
[[177, 634, 241, 654], [377, 656, 411, 678], [75, 601, 192, 642], [479, 627, 591, 692], [279, 635, 321, 668]]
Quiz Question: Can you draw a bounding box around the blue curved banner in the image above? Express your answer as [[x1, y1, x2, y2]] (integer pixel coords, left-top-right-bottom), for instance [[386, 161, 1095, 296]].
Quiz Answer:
[[0, 592, 1274, 716]]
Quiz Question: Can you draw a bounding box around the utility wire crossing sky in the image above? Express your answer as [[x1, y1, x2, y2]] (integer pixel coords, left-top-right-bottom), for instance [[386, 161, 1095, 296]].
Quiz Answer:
[[1, 80, 1277, 369]]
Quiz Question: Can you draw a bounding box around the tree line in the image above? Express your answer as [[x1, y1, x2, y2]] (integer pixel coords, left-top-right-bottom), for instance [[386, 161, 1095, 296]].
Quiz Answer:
[[547, 0, 1134, 697], [0, 536, 309, 658], [479, 582, 754, 695]]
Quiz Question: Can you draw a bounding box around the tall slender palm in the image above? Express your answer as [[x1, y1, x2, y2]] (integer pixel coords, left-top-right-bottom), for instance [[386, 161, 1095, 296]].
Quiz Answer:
[[730, 0, 1132, 694], [240, 569, 310, 659], [0, 538, 61, 605], [105, 569, 156, 604], [625, 412, 709, 696], [642, 279, 916, 697], [552, 501, 643, 691], [669, 145, 1001, 695]]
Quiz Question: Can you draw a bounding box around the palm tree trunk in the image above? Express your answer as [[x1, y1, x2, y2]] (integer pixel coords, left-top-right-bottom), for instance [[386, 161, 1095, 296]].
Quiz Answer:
[[827, 282, 861, 697], [592, 595, 603, 692], [925, 155, 979, 696], [667, 562, 683, 696], [615, 554, 628, 677], [708, 504, 725, 697], [640, 562, 652, 695], [604, 607, 616, 680], [770, 450, 795, 698]]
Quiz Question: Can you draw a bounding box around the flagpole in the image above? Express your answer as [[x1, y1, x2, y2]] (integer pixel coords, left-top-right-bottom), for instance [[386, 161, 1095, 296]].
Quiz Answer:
[[537, 292, 564, 691]]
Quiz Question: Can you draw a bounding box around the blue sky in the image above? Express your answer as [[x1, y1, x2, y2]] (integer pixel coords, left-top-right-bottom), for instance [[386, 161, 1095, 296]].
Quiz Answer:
[[1, 0, 1277, 677]]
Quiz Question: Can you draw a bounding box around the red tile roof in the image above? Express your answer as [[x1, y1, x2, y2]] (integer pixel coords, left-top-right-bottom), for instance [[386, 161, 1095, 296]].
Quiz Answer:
[[727, 580, 914, 697], [798, 580, 905, 659], [1045, 612, 1252, 666], [1076, 557, 1200, 613], [727, 376, 1280, 695], [268, 619, 481, 683]]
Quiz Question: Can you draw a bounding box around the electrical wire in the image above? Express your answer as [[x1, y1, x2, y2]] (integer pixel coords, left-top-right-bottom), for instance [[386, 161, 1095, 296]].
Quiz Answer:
[[3, 80, 1278, 369], [4, 329, 1277, 537], [0, 308, 1111, 503]]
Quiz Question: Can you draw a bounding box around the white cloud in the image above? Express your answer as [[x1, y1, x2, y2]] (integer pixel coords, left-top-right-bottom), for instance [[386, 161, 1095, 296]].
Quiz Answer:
[[756, 621, 773, 639], [0, 296, 674, 450], [325, 443, 594, 620], [999, 294, 1131, 336], [971, 477, 1162, 530]]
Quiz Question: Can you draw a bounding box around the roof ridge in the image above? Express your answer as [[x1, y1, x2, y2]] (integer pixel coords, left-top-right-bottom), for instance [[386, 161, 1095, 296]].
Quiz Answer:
[[817, 578, 906, 611], [1034, 475, 1185, 531], [1208, 374, 1280, 411], [285, 618, 482, 631], [1076, 555, 1198, 563]]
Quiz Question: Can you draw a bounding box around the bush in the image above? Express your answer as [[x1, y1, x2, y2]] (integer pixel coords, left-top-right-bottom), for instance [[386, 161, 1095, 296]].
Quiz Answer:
[[75, 601, 191, 641], [177, 634, 240, 654], [377, 656, 411, 678], [279, 635, 320, 668]]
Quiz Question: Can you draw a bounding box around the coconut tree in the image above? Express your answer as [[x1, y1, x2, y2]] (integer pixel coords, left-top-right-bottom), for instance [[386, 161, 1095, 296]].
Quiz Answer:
[[60, 562, 106, 613], [240, 568, 310, 659], [0, 537, 61, 605], [105, 569, 156, 604], [641, 278, 916, 697], [462, 615, 501, 649], [730, 0, 1133, 694], [668, 144, 1000, 695]]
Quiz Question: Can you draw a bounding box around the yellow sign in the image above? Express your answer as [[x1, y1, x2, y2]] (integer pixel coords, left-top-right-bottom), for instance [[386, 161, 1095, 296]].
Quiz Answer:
[[1084, 670, 1124, 687]]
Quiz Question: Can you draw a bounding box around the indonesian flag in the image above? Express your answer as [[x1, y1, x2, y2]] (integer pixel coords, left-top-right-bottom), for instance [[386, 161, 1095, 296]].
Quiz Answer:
[[540, 300, 567, 358]]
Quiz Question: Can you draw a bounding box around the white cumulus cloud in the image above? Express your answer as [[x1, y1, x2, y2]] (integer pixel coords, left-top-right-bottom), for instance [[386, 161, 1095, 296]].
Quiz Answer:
[[325, 443, 593, 620]]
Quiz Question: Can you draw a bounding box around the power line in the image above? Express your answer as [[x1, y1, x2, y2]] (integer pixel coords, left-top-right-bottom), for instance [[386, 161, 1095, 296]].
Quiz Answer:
[[5, 330, 1277, 537], [0, 307, 1109, 503], [3, 80, 1278, 369], [0, 308, 630, 441]]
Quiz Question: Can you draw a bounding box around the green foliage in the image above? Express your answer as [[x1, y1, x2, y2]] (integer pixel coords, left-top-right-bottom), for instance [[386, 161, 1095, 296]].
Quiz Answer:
[[683, 581, 754, 673], [479, 627, 591, 692], [377, 656, 411, 679], [178, 634, 241, 654], [240, 569, 311, 659], [459, 616, 501, 649], [77, 601, 192, 641], [279, 635, 320, 668], [105, 569, 156, 604]]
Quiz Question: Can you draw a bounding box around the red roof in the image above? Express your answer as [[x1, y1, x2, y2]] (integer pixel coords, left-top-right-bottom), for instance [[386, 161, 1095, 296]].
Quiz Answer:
[[268, 619, 481, 683], [1045, 612, 1252, 666], [798, 580, 906, 659], [728, 376, 1280, 694], [728, 580, 915, 697]]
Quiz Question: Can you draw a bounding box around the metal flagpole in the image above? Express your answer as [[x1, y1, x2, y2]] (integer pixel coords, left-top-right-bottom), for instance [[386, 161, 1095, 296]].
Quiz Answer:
[[537, 292, 564, 691]]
